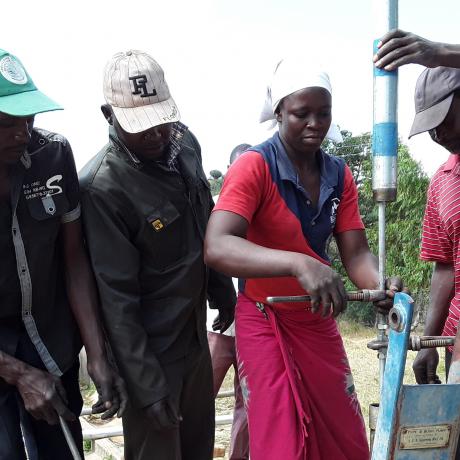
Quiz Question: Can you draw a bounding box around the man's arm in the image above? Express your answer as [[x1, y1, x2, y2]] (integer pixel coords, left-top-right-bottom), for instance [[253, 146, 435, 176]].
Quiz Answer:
[[61, 218, 127, 418], [80, 189, 170, 410], [0, 350, 75, 425], [374, 29, 460, 71], [413, 262, 454, 384]]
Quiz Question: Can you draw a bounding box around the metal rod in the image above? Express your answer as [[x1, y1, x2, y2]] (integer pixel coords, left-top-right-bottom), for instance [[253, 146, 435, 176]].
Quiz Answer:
[[80, 389, 236, 419], [377, 203, 388, 390], [368, 335, 455, 351], [409, 335, 455, 351], [81, 414, 234, 441], [266, 289, 387, 304], [216, 389, 235, 399], [59, 416, 82, 460], [378, 203, 386, 290]]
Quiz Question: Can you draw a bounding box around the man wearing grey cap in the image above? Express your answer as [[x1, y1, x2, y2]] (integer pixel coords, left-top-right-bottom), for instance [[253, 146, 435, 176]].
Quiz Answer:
[[375, 31, 460, 395], [79, 50, 236, 460]]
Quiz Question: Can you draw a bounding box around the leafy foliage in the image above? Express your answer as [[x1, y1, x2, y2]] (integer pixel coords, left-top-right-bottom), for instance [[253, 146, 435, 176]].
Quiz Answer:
[[324, 131, 432, 324], [208, 169, 224, 196]]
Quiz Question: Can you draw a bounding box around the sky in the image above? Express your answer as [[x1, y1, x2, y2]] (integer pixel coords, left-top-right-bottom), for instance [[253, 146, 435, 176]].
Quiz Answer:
[[3, 0, 460, 177]]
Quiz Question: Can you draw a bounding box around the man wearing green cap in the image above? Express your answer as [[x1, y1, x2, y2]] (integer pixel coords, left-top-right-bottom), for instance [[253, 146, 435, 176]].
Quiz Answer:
[[0, 50, 127, 459]]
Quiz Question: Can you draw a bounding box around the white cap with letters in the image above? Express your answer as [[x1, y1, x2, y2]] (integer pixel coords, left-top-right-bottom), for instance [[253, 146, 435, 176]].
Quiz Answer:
[[103, 50, 180, 133]]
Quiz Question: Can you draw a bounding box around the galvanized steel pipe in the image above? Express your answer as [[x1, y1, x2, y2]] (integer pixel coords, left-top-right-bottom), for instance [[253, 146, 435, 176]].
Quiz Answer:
[[372, 0, 399, 394], [373, 0, 398, 203]]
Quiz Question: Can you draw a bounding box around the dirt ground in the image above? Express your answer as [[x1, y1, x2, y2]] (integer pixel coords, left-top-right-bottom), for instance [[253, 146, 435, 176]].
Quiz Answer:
[[340, 321, 447, 435], [214, 374, 236, 458]]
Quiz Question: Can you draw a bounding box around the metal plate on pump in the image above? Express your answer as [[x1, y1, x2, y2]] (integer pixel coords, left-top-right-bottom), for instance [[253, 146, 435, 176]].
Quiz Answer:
[[390, 384, 460, 459], [399, 424, 451, 450]]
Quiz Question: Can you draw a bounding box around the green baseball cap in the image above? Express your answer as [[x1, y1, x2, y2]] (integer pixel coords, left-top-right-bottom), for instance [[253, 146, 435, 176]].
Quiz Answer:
[[0, 49, 62, 116]]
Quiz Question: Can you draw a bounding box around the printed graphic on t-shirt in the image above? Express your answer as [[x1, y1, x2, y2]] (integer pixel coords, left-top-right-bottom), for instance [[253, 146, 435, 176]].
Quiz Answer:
[[23, 175, 63, 201]]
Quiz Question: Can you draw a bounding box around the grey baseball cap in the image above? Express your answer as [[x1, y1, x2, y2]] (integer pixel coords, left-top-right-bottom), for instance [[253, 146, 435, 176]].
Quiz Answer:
[[409, 66, 460, 138]]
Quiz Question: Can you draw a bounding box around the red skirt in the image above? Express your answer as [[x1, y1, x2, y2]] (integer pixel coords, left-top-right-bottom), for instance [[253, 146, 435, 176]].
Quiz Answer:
[[235, 293, 369, 460]]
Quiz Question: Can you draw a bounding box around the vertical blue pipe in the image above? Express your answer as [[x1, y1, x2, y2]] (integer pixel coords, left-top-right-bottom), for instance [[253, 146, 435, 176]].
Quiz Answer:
[[373, 0, 398, 202]]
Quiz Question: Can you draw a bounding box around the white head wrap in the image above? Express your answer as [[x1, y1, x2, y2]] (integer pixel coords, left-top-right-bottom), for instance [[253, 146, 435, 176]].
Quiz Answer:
[[259, 59, 343, 143]]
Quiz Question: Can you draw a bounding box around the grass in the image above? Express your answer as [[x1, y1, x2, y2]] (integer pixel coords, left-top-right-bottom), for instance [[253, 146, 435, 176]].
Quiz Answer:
[[83, 440, 93, 453]]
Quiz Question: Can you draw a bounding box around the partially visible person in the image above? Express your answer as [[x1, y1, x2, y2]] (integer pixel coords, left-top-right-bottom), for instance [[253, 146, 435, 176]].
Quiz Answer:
[[374, 29, 460, 71], [375, 30, 460, 386], [80, 50, 236, 460], [205, 58, 405, 460], [207, 143, 250, 460], [0, 49, 126, 460]]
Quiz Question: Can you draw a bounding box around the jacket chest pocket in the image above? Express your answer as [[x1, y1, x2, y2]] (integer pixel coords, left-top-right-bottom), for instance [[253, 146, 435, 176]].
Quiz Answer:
[[145, 200, 185, 270]]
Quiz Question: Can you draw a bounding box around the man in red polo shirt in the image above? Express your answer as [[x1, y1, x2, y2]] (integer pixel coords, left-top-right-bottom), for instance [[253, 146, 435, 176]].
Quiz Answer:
[[374, 30, 460, 384]]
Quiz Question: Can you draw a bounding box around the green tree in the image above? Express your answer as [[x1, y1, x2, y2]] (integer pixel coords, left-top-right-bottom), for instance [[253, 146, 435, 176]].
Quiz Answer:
[[208, 169, 223, 196], [324, 131, 432, 324]]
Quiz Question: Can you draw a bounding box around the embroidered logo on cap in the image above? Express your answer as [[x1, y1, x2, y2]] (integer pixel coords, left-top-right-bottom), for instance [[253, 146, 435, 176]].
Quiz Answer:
[[130, 75, 157, 98], [0, 56, 28, 85]]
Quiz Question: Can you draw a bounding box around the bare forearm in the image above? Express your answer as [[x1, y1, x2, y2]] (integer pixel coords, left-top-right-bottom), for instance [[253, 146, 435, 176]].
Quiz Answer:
[[0, 350, 28, 386], [66, 252, 106, 360], [423, 262, 454, 336], [343, 251, 379, 290], [336, 230, 379, 289], [423, 307, 450, 336], [437, 43, 460, 68], [205, 234, 307, 279]]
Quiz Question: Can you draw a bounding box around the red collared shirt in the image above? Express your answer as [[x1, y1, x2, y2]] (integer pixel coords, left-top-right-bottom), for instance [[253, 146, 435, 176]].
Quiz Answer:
[[420, 153, 460, 345]]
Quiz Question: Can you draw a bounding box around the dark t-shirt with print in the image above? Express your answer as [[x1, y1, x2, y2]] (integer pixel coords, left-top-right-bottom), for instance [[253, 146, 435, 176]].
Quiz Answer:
[[0, 128, 82, 375]]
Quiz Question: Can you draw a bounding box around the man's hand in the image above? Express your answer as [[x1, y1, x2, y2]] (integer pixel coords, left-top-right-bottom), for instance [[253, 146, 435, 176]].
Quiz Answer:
[[293, 255, 347, 317], [16, 366, 76, 425], [143, 397, 182, 431], [374, 29, 441, 71], [87, 356, 128, 419], [413, 348, 442, 384], [212, 309, 235, 333], [374, 276, 410, 313]]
